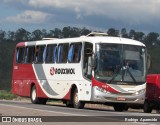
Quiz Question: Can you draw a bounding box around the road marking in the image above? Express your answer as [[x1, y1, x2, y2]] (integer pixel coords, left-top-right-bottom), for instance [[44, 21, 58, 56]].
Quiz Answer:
[[0, 103, 87, 116]]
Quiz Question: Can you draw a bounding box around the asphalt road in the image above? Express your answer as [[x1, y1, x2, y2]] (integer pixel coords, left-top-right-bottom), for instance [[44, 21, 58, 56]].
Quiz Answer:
[[0, 100, 159, 125]]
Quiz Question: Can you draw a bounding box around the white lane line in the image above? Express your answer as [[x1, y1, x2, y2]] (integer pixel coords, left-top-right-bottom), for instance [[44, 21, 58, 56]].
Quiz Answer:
[[0, 103, 87, 116]]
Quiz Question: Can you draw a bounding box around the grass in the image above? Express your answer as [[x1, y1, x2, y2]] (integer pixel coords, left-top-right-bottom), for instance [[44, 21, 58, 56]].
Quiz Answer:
[[0, 90, 17, 100]]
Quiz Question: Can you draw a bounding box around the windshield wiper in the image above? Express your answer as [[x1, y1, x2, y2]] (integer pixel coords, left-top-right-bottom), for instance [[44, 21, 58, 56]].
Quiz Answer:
[[109, 65, 137, 84], [108, 65, 121, 84], [122, 66, 136, 83]]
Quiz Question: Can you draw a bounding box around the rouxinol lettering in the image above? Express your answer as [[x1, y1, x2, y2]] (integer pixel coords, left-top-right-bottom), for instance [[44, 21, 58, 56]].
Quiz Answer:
[[55, 68, 75, 75]]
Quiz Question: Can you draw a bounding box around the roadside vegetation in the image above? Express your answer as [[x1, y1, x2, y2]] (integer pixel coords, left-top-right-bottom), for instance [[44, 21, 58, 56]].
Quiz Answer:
[[0, 90, 17, 100]]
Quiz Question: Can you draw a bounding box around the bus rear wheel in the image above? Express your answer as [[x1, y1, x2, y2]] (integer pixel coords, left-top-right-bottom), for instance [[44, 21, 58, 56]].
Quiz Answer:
[[72, 88, 85, 109], [64, 101, 73, 108], [31, 85, 47, 105]]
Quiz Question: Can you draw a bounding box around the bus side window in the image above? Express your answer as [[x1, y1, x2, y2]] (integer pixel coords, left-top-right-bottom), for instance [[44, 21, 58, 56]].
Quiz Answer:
[[68, 44, 74, 63], [45, 44, 57, 63], [34, 45, 46, 63], [25, 46, 35, 63], [83, 42, 93, 80], [57, 43, 69, 63], [16, 47, 25, 63], [68, 43, 82, 63], [74, 43, 82, 63]]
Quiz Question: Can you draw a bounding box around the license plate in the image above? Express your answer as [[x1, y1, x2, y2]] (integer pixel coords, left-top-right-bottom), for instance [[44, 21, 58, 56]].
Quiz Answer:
[[117, 97, 126, 101]]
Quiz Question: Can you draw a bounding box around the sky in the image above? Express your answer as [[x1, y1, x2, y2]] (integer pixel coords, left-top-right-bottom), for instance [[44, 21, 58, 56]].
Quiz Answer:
[[0, 0, 160, 33]]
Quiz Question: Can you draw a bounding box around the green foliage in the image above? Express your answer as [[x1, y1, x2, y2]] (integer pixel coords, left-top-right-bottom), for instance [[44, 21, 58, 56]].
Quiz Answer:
[[0, 27, 160, 90], [107, 28, 119, 36], [0, 42, 17, 90], [0, 90, 17, 100]]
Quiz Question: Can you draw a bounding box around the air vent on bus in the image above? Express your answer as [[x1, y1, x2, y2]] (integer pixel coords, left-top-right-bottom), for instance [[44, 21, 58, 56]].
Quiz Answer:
[[86, 32, 108, 37]]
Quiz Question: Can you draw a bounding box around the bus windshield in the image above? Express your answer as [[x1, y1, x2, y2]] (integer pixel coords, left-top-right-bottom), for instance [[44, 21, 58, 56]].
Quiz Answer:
[[95, 43, 146, 84]]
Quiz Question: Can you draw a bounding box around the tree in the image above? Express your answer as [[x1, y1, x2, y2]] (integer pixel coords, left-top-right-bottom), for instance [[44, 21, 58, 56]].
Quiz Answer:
[[7, 31, 15, 42], [14, 28, 30, 42], [145, 32, 159, 46], [121, 28, 128, 38], [0, 30, 6, 42], [134, 32, 145, 42], [53, 28, 62, 38], [31, 29, 43, 40], [42, 29, 48, 38], [129, 29, 135, 39], [70, 27, 80, 37], [62, 26, 72, 38], [107, 28, 119, 37], [80, 27, 91, 36]]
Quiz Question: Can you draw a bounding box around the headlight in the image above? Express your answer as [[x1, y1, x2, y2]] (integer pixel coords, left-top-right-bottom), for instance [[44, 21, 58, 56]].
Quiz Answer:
[[135, 89, 146, 95], [95, 86, 110, 94]]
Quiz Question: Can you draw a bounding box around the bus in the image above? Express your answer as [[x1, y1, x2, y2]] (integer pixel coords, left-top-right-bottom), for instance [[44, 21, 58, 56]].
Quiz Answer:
[[12, 32, 147, 111]]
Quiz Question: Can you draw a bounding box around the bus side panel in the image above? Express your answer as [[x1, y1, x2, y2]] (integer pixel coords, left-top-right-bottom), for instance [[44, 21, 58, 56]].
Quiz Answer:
[[12, 64, 34, 96], [62, 89, 71, 100], [37, 63, 92, 101], [12, 63, 48, 98], [34, 80, 48, 98]]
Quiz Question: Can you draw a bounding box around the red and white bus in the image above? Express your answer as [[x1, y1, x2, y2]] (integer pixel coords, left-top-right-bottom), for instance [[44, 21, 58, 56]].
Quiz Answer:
[[12, 32, 147, 111]]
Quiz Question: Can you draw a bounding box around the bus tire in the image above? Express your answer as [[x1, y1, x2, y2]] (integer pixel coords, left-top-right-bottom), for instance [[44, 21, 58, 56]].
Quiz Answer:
[[113, 103, 125, 112], [31, 85, 40, 104], [73, 88, 85, 109], [65, 101, 73, 108], [144, 100, 152, 113], [39, 98, 48, 105]]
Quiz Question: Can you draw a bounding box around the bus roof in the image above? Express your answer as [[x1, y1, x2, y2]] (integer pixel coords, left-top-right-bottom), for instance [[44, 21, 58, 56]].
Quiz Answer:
[[17, 36, 145, 47]]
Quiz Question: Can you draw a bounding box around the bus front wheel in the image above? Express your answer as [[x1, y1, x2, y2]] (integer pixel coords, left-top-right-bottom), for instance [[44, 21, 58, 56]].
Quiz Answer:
[[31, 85, 47, 105], [113, 103, 126, 112], [72, 88, 85, 109]]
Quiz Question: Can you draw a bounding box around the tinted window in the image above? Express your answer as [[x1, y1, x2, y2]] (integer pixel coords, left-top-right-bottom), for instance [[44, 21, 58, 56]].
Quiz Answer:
[[16, 47, 25, 63], [68, 43, 82, 63], [57, 43, 69, 63], [34, 45, 46, 63], [45, 44, 57, 63], [25, 46, 35, 63]]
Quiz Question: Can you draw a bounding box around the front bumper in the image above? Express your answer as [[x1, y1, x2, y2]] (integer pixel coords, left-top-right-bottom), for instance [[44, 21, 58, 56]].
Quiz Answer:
[[91, 86, 145, 104]]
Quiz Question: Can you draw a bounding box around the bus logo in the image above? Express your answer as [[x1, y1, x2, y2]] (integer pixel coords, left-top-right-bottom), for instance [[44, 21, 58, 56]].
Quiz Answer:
[[50, 67, 75, 75], [50, 67, 54, 75]]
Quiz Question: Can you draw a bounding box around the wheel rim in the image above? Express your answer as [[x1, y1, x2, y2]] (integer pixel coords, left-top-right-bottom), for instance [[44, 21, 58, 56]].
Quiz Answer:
[[32, 88, 36, 101], [74, 92, 79, 105]]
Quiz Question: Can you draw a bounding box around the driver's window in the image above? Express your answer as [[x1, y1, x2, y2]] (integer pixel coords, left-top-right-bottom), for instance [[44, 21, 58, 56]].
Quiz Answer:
[[83, 42, 93, 80]]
